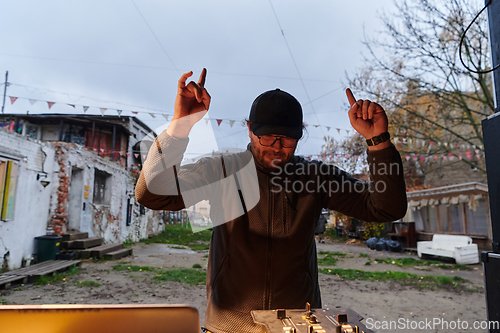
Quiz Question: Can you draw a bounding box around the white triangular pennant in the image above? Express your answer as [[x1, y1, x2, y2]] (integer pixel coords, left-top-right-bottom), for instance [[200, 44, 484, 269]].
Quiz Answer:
[[100, 108, 107, 116], [229, 120, 235, 127], [29, 99, 37, 105], [162, 114, 169, 121], [117, 110, 122, 117]]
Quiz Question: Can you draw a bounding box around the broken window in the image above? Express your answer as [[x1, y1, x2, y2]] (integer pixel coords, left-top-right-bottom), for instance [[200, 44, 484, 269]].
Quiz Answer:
[[24, 124, 40, 140], [93, 170, 112, 205]]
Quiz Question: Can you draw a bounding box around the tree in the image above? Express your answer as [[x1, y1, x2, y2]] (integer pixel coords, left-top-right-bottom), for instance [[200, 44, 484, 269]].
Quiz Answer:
[[322, 134, 368, 176], [347, 0, 494, 187]]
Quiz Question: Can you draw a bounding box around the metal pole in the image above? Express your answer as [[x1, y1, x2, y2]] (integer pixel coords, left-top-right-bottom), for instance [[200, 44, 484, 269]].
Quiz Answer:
[[482, 1, 500, 331], [1, 71, 8, 114], [487, 0, 500, 110]]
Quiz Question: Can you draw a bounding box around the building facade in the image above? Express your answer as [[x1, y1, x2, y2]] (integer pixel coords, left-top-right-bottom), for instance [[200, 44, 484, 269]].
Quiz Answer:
[[0, 114, 163, 270]]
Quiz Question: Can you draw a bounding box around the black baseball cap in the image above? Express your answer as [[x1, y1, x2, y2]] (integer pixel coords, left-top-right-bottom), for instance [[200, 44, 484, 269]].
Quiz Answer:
[[249, 89, 303, 140]]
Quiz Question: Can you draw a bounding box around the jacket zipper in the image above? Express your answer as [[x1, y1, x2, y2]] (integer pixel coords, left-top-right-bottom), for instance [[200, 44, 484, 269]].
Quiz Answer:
[[265, 180, 272, 309]]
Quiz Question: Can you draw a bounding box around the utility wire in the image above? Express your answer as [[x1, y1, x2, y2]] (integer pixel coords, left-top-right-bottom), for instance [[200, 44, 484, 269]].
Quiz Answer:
[[131, 0, 180, 74], [268, 0, 325, 136], [0, 52, 338, 83]]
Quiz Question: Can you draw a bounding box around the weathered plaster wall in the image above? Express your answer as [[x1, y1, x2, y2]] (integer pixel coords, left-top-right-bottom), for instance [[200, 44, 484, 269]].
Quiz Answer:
[[49, 143, 163, 244], [1, 128, 163, 270], [0, 129, 55, 270]]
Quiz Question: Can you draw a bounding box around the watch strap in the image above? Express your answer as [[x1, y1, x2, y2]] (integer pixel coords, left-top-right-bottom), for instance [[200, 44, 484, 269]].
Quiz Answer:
[[366, 132, 390, 146]]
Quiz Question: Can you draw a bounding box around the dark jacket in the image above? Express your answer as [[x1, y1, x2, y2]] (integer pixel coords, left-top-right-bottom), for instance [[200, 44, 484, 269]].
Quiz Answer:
[[136, 132, 407, 333]]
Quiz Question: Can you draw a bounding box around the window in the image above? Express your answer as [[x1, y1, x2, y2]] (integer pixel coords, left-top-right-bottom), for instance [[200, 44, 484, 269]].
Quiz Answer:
[[24, 124, 40, 140], [466, 200, 489, 235], [0, 160, 18, 220], [93, 170, 112, 205]]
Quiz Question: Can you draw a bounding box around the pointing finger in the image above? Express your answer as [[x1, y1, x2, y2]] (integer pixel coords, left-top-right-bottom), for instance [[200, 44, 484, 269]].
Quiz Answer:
[[346, 88, 357, 107], [198, 68, 207, 88]]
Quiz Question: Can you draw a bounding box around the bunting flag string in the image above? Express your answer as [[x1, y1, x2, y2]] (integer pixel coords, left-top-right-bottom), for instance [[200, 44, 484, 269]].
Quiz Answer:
[[5, 95, 355, 134], [171, 148, 486, 165], [2, 95, 488, 151]]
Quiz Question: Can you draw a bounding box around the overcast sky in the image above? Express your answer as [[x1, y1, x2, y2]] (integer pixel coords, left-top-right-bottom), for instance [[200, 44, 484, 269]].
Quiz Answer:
[[0, 0, 397, 158]]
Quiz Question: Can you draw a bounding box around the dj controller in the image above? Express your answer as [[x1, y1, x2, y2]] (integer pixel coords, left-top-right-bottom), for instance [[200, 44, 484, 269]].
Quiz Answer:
[[252, 303, 373, 333]]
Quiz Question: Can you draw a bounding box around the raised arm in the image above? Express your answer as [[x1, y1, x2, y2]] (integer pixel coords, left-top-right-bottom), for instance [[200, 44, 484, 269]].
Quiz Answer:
[[135, 69, 211, 210]]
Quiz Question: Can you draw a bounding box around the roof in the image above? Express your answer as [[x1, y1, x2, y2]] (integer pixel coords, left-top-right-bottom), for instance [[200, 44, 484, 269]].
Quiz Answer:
[[0, 114, 155, 135], [407, 182, 488, 199], [407, 182, 488, 209]]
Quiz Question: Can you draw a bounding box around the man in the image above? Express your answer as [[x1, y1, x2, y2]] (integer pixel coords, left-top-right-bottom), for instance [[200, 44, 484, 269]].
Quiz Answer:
[[136, 69, 407, 333]]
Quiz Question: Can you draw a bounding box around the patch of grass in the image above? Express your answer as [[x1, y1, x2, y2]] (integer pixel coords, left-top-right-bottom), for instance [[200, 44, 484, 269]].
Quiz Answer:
[[170, 246, 186, 250], [374, 257, 472, 270], [123, 239, 134, 249], [317, 251, 352, 266], [319, 268, 468, 290], [13, 286, 26, 291], [34, 266, 80, 286], [192, 263, 202, 268], [318, 251, 351, 257], [141, 223, 212, 251], [78, 280, 101, 287], [154, 269, 206, 286], [359, 253, 370, 258], [203, 254, 209, 258], [113, 265, 156, 272], [365, 261, 372, 266], [0, 299, 6, 305]]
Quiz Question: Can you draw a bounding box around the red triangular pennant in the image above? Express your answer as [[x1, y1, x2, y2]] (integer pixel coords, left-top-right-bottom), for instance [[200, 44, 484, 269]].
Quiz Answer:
[[47, 101, 55, 109], [216, 119, 223, 126], [9, 96, 18, 104]]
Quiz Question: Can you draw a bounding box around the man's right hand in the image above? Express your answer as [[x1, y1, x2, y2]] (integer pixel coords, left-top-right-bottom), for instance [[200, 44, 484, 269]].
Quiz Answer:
[[168, 69, 211, 138]]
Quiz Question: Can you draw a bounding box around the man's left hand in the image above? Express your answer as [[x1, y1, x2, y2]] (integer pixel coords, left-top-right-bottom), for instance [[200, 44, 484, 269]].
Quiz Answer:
[[346, 88, 388, 140]]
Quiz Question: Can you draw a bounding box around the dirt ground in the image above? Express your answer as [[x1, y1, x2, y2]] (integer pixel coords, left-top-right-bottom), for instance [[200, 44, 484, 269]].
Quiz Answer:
[[0, 240, 489, 333]]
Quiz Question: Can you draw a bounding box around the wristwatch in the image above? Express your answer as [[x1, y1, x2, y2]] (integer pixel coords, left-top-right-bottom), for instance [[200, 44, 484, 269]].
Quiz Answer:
[[366, 132, 390, 146]]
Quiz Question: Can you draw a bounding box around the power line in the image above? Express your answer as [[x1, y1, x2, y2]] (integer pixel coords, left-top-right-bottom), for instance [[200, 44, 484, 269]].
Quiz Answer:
[[131, 0, 180, 74], [0, 52, 178, 72], [267, 0, 324, 136], [0, 52, 339, 83]]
